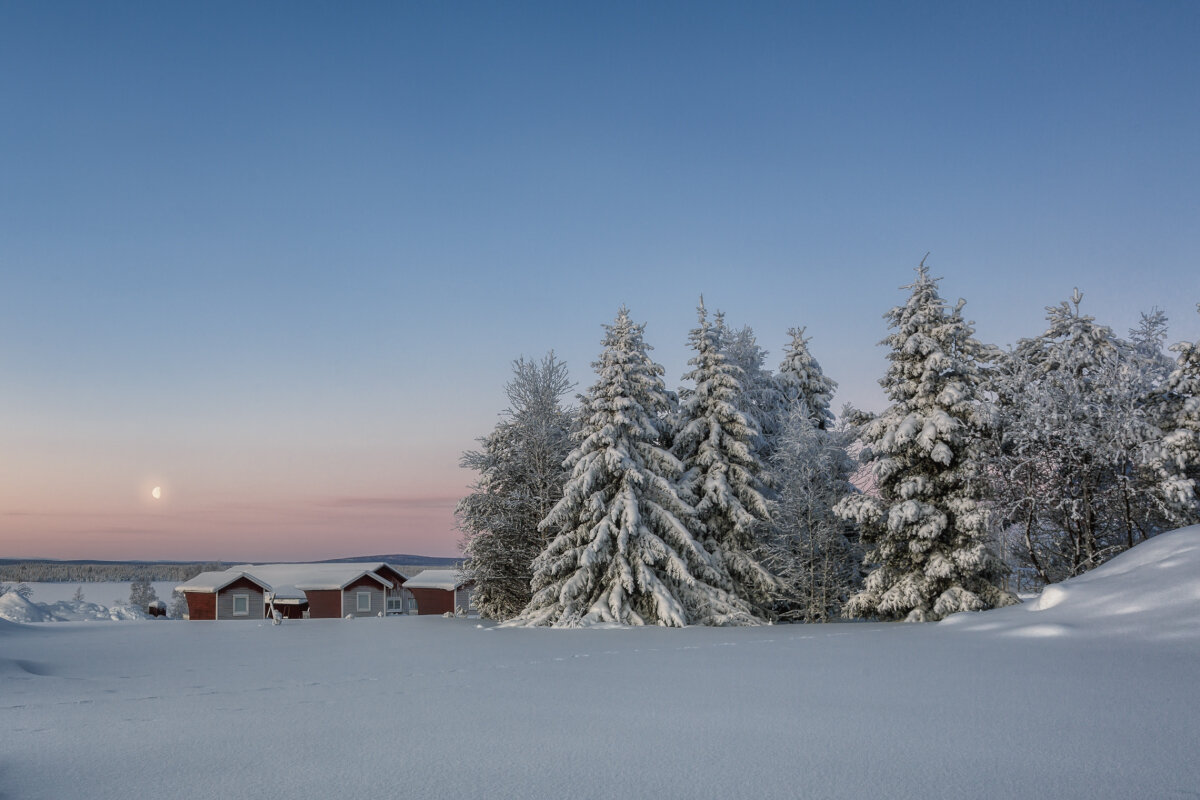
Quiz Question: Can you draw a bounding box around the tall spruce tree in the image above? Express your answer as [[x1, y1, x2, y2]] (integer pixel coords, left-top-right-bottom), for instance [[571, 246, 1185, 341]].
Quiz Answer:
[[836, 263, 1014, 621], [674, 300, 778, 616], [457, 353, 575, 620], [513, 308, 757, 627], [776, 327, 837, 431]]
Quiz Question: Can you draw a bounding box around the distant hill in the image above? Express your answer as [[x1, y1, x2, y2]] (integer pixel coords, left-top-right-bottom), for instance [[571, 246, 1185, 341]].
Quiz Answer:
[[317, 554, 462, 567]]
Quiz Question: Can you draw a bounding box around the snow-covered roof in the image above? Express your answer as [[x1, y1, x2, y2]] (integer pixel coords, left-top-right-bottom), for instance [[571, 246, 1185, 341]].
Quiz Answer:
[[176, 563, 406, 595], [402, 569, 468, 591], [176, 570, 272, 594], [266, 584, 308, 601], [228, 564, 395, 591]]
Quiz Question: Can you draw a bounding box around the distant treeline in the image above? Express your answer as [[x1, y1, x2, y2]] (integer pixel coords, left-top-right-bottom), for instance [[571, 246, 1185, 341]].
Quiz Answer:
[[0, 562, 224, 583]]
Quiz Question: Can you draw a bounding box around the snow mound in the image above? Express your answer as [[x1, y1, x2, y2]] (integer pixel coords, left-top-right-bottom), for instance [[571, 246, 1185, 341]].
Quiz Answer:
[[0, 593, 149, 623], [942, 525, 1200, 640], [42, 600, 149, 621], [0, 592, 60, 623]]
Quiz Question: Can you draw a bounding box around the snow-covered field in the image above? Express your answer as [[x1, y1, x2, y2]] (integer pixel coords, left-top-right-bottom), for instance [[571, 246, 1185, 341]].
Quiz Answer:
[[4, 528, 1199, 800]]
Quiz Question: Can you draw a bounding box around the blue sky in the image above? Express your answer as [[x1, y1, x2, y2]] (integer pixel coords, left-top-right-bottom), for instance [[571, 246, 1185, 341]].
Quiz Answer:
[[1, 1, 1198, 559]]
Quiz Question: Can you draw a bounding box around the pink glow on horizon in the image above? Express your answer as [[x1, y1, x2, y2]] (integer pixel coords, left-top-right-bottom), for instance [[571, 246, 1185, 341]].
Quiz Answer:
[[0, 489, 467, 562]]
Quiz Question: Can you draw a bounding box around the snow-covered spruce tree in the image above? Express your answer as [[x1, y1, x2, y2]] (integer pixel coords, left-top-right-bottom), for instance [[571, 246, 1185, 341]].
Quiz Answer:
[[990, 292, 1175, 583], [766, 403, 861, 621], [722, 324, 787, 458], [456, 353, 575, 621], [776, 327, 837, 431], [674, 300, 779, 616], [1152, 303, 1200, 523], [835, 263, 1014, 622], [513, 308, 758, 627]]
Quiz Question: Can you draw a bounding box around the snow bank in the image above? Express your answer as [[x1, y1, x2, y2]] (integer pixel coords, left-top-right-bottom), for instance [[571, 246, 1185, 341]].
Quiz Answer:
[[942, 524, 1200, 640], [0, 591, 58, 623], [42, 600, 149, 622], [0, 592, 149, 624]]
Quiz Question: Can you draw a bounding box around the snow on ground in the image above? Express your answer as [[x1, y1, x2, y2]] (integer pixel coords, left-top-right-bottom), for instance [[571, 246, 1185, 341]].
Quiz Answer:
[[3, 528, 1199, 800]]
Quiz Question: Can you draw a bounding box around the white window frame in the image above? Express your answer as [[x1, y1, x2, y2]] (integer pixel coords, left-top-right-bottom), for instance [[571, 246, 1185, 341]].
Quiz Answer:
[[232, 593, 250, 616], [356, 591, 372, 613]]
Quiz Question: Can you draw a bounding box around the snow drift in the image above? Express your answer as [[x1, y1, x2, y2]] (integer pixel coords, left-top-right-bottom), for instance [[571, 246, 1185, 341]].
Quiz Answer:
[[0, 591, 149, 623], [942, 524, 1200, 640]]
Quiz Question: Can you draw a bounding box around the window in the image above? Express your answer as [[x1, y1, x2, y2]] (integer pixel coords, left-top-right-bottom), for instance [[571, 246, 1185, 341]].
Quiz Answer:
[[357, 592, 371, 613], [232, 594, 249, 616]]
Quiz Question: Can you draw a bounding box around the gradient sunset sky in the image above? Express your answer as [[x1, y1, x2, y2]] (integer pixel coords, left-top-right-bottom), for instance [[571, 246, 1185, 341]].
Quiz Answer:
[[2, 2, 1197, 561]]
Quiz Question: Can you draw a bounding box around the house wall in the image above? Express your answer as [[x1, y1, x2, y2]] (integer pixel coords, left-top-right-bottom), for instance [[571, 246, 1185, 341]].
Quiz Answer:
[[215, 577, 265, 620], [410, 587, 455, 615], [341, 575, 385, 617], [305, 589, 342, 618], [185, 591, 215, 621], [386, 587, 416, 614]]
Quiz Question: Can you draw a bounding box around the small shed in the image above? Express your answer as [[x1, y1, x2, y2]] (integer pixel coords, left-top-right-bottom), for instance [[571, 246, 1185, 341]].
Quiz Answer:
[[403, 570, 474, 616], [147, 600, 167, 618]]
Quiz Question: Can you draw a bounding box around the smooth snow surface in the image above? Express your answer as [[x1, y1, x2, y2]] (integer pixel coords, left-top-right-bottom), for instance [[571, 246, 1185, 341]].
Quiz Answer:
[[4, 529, 1199, 800]]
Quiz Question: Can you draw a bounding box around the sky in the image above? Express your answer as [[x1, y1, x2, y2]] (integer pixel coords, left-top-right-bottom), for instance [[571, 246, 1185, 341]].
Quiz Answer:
[[1, 1, 1198, 562]]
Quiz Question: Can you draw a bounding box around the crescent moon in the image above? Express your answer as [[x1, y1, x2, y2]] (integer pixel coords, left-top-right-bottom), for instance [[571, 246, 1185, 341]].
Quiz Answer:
[[152, 486, 162, 500]]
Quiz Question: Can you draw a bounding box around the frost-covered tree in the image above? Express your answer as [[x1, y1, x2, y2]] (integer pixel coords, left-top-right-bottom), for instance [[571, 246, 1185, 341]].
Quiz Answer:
[[457, 353, 575, 620], [0, 582, 32, 599], [1129, 308, 1172, 369], [1152, 304, 1200, 523], [776, 327, 837, 431], [129, 579, 158, 613], [722, 323, 787, 456], [169, 588, 189, 619], [990, 292, 1176, 583], [72, 586, 85, 603], [514, 307, 757, 627], [835, 262, 1013, 621], [674, 300, 779, 615], [766, 404, 861, 621]]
